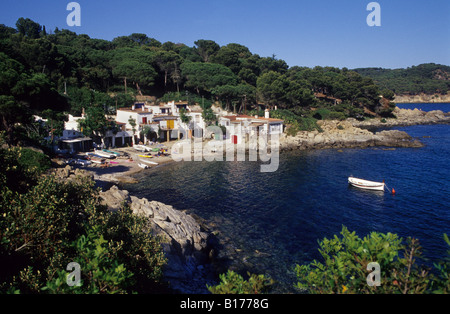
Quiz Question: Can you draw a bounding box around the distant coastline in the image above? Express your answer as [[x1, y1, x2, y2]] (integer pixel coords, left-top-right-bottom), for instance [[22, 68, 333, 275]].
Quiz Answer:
[[394, 94, 450, 104]]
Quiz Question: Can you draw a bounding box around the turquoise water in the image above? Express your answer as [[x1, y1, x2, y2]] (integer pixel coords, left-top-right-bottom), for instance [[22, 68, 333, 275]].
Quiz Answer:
[[125, 103, 450, 293]]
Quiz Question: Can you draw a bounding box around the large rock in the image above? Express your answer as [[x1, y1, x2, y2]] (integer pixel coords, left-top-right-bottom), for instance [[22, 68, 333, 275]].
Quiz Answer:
[[99, 185, 214, 292], [99, 185, 130, 211], [280, 119, 424, 151]]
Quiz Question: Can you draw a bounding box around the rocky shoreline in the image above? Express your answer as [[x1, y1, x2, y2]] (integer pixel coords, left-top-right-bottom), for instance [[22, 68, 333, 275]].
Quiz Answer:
[[99, 185, 219, 293], [280, 107, 449, 151], [50, 165, 219, 294], [49, 106, 449, 294]]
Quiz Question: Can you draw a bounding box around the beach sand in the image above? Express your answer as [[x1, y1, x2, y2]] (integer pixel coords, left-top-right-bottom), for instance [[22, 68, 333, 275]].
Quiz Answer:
[[73, 143, 178, 188]]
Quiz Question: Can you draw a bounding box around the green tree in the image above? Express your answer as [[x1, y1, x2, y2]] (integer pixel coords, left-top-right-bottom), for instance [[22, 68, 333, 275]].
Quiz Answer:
[[109, 47, 158, 91], [202, 107, 217, 126], [154, 50, 182, 89], [15, 18, 42, 39], [257, 71, 289, 108], [78, 106, 111, 145], [212, 43, 252, 74], [181, 61, 238, 94], [128, 116, 137, 145], [194, 40, 220, 63]]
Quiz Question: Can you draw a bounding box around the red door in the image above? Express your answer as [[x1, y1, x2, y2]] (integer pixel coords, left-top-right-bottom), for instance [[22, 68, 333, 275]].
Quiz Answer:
[[232, 135, 238, 144]]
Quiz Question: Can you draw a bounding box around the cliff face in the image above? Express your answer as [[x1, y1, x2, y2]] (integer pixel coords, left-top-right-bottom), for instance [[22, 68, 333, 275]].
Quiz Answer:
[[395, 93, 450, 103]]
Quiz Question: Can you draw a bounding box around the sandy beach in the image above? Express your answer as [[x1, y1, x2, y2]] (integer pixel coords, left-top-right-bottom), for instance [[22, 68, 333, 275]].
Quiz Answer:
[[68, 142, 178, 188]]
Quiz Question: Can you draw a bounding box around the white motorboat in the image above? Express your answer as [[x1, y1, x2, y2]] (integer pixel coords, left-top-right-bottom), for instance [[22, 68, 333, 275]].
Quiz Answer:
[[348, 177, 385, 191]]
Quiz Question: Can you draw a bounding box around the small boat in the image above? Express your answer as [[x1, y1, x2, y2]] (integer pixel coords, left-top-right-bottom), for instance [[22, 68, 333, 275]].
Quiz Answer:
[[103, 149, 121, 156], [138, 163, 149, 169], [86, 152, 105, 159], [348, 177, 385, 191], [76, 159, 91, 166], [94, 149, 116, 159], [90, 157, 106, 164], [138, 154, 154, 158], [134, 145, 151, 152], [139, 159, 159, 165]]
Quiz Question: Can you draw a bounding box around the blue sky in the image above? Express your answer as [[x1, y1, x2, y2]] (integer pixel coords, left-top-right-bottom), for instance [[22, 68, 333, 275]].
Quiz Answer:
[[1, 0, 449, 69]]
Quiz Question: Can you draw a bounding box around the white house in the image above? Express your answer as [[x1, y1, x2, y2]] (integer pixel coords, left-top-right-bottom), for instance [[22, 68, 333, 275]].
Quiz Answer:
[[112, 99, 215, 144], [219, 110, 284, 144]]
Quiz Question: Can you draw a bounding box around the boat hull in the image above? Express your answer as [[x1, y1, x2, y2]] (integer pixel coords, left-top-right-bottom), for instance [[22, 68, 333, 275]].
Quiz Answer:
[[94, 150, 116, 159], [348, 177, 385, 191], [140, 159, 158, 165], [134, 145, 151, 152]]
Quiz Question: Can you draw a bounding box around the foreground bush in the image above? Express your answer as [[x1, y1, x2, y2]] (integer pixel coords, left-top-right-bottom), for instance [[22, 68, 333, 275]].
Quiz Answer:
[[295, 226, 450, 294], [207, 270, 274, 294], [0, 138, 167, 294]]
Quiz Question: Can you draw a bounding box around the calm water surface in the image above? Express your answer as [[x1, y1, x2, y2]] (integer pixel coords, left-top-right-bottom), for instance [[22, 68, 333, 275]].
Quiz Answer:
[[125, 103, 450, 293]]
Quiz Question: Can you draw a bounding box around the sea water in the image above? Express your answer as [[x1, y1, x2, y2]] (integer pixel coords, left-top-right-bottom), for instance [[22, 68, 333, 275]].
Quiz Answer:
[[125, 103, 450, 293]]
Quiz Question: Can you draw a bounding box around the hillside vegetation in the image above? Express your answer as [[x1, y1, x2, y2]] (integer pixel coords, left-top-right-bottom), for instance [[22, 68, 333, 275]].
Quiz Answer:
[[354, 63, 450, 96], [0, 18, 398, 145]]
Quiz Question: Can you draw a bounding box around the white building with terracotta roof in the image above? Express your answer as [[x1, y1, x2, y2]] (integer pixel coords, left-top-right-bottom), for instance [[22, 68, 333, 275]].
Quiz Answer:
[[218, 109, 284, 144]]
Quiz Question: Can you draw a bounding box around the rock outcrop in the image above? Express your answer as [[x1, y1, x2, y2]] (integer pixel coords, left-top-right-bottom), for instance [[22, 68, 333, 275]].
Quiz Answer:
[[49, 164, 95, 183], [280, 119, 423, 151], [394, 94, 450, 104], [350, 107, 450, 128], [99, 185, 215, 293]]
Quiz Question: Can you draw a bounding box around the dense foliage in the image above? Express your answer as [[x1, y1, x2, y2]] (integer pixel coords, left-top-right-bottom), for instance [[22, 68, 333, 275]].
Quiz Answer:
[[0, 17, 400, 143], [354, 63, 450, 96], [207, 271, 274, 294], [0, 134, 167, 294], [295, 226, 450, 294]]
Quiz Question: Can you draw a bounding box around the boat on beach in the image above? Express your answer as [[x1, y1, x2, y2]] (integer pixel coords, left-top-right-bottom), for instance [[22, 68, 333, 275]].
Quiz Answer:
[[102, 149, 121, 156], [138, 163, 149, 169], [139, 159, 159, 165], [134, 145, 151, 152], [94, 149, 117, 159], [348, 177, 385, 191], [90, 157, 106, 164]]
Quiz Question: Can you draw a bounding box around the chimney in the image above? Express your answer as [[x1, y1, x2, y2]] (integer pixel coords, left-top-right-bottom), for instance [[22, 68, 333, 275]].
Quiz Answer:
[[265, 109, 270, 119]]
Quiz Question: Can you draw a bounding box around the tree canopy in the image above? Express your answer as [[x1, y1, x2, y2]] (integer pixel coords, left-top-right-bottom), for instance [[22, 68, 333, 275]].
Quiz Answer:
[[354, 63, 450, 95], [0, 17, 415, 142]]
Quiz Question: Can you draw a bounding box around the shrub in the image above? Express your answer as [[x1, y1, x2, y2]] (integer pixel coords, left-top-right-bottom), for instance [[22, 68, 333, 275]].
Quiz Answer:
[[1, 140, 167, 293], [313, 108, 346, 121], [207, 270, 274, 294], [296, 227, 431, 294], [42, 229, 134, 294], [294, 226, 450, 294], [431, 234, 450, 294]]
